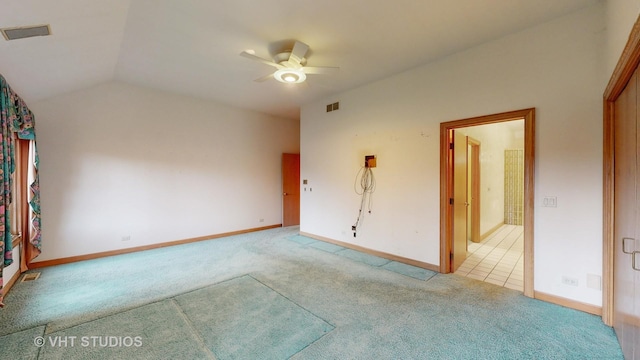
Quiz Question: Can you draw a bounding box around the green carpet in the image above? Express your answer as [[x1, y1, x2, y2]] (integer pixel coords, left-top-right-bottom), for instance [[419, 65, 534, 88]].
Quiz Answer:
[[0, 227, 623, 359], [39, 300, 213, 359], [175, 275, 333, 359]]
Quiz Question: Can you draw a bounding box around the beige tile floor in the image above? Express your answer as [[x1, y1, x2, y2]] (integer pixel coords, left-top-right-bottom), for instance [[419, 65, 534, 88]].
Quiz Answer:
[[454, 224, 524, 291]]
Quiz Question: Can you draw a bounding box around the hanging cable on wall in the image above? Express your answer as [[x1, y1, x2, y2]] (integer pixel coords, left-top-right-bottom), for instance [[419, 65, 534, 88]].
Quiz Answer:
[[352, 156, 376, 237]]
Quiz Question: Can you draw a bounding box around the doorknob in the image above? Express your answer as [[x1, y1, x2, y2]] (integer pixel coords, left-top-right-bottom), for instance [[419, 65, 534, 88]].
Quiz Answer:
[[633, 251, 640, 271], [623, 237, 635, 254]]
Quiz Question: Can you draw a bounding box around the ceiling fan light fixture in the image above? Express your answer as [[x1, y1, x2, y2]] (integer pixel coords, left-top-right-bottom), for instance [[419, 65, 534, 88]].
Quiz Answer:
[[241, 41, 337, 84], [274, 68, 306, 84]]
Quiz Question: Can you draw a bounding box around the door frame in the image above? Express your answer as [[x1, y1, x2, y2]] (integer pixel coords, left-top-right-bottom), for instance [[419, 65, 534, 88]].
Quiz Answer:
[[440, 108, 535, 297], [602, 15, 640, 327]]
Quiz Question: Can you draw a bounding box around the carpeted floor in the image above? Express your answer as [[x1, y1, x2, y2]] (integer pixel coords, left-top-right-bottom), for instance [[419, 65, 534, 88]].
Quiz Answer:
[[0, 226, 623, 359]]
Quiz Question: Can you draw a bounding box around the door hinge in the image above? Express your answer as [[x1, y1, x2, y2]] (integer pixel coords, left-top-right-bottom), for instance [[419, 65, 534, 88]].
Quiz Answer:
[[450, 252, 453, 261], [449, 198, 454, 205], [449, 142, 454, 150]]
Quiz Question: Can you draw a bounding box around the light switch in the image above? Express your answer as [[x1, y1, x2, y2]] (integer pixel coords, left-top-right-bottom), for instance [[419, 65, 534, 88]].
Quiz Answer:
[[587, 274, 601, 290]]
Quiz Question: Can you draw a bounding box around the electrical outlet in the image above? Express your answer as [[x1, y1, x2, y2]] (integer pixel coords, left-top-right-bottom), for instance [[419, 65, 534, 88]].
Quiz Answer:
[[259, 218, 264, 223], [561, 276, 578, 286], [121, 235, 131, 242]]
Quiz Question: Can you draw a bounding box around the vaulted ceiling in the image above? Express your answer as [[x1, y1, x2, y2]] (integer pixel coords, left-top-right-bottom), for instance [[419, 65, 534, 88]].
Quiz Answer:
[[0, 0, 596, 120]]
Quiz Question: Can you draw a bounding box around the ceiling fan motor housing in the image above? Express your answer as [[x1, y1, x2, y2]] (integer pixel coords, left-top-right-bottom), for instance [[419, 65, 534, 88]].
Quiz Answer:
[[274, 52, 307, 66]]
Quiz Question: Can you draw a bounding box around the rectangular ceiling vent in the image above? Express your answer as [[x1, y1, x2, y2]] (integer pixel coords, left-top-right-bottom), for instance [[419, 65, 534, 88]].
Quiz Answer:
[[1, 24, 51, 41]]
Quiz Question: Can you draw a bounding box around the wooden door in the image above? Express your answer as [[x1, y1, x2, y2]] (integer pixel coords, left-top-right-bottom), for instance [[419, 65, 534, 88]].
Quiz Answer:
[[635, 80, 640, 359], [634, 67, 640, 359], [468, 138, 481, 243], [452, 131, 468, 271], [613, 66, 640, 359], [282, 153, 300, 227]]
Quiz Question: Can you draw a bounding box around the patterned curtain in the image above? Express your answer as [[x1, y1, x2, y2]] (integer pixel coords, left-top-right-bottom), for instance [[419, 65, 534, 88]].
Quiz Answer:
[[0, 75, 41, 307]]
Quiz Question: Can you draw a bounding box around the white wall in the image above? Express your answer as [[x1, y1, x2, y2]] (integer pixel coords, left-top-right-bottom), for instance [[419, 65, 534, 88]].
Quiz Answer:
[[30, 81, 299, 262], [2, 244, 20, 291], [605, 0, 640, 79], [460, 121, 524, 235], [301, 4, 604, 305]]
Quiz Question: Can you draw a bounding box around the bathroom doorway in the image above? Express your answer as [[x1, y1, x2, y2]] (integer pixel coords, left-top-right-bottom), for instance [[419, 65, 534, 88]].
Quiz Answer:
[[440, 108, 535, 297]]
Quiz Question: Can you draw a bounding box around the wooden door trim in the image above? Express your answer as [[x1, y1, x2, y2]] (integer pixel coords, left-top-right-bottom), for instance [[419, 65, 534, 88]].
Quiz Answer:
[[602, 14, 640, 327], [440, 108, 535, 297]]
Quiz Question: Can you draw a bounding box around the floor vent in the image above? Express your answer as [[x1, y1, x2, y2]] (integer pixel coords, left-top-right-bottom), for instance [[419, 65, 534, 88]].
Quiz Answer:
[[1, 25, 51, 41], [21, 272, 41, 282]]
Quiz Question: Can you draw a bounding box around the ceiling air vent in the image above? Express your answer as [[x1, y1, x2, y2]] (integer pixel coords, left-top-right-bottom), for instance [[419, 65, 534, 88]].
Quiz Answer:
[[326, 101, 339, 112], [1, 24, 51, 41]]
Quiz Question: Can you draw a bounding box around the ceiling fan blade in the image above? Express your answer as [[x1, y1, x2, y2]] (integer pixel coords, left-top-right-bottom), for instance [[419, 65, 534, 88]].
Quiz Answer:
[[289, 41, 309, 66], [240, 51, 284, 69], [303, 66, 339, 75], [254, 73, 274, 82]]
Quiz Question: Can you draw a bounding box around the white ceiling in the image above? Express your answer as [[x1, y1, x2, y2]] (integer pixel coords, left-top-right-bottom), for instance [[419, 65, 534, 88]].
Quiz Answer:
[[0, 0, 596, 120]]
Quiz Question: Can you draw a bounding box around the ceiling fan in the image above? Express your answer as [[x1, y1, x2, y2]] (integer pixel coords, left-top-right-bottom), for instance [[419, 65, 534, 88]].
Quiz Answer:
[[240, 41, 339, 84]]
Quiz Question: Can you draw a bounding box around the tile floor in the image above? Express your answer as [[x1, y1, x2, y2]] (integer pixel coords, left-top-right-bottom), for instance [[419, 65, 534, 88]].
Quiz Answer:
[[454, 224, 524, 291]]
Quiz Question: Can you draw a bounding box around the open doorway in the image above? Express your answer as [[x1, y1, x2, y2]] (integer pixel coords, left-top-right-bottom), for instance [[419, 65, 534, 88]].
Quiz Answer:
[[455, 124, 524, 291], [440, 108, 535, 297]]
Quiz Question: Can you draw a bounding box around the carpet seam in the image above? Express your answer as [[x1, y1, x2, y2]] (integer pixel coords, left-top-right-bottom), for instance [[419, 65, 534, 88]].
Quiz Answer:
[[42, 298, 181, 335], [41, 274, 251, 336], [249, 274, 336, 329], [37, 324, 46, 359], [287, 328, 336, 359], [169, 298, 217, 360], [335, 248, 393, 267], [296, 234, 438, 281]]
